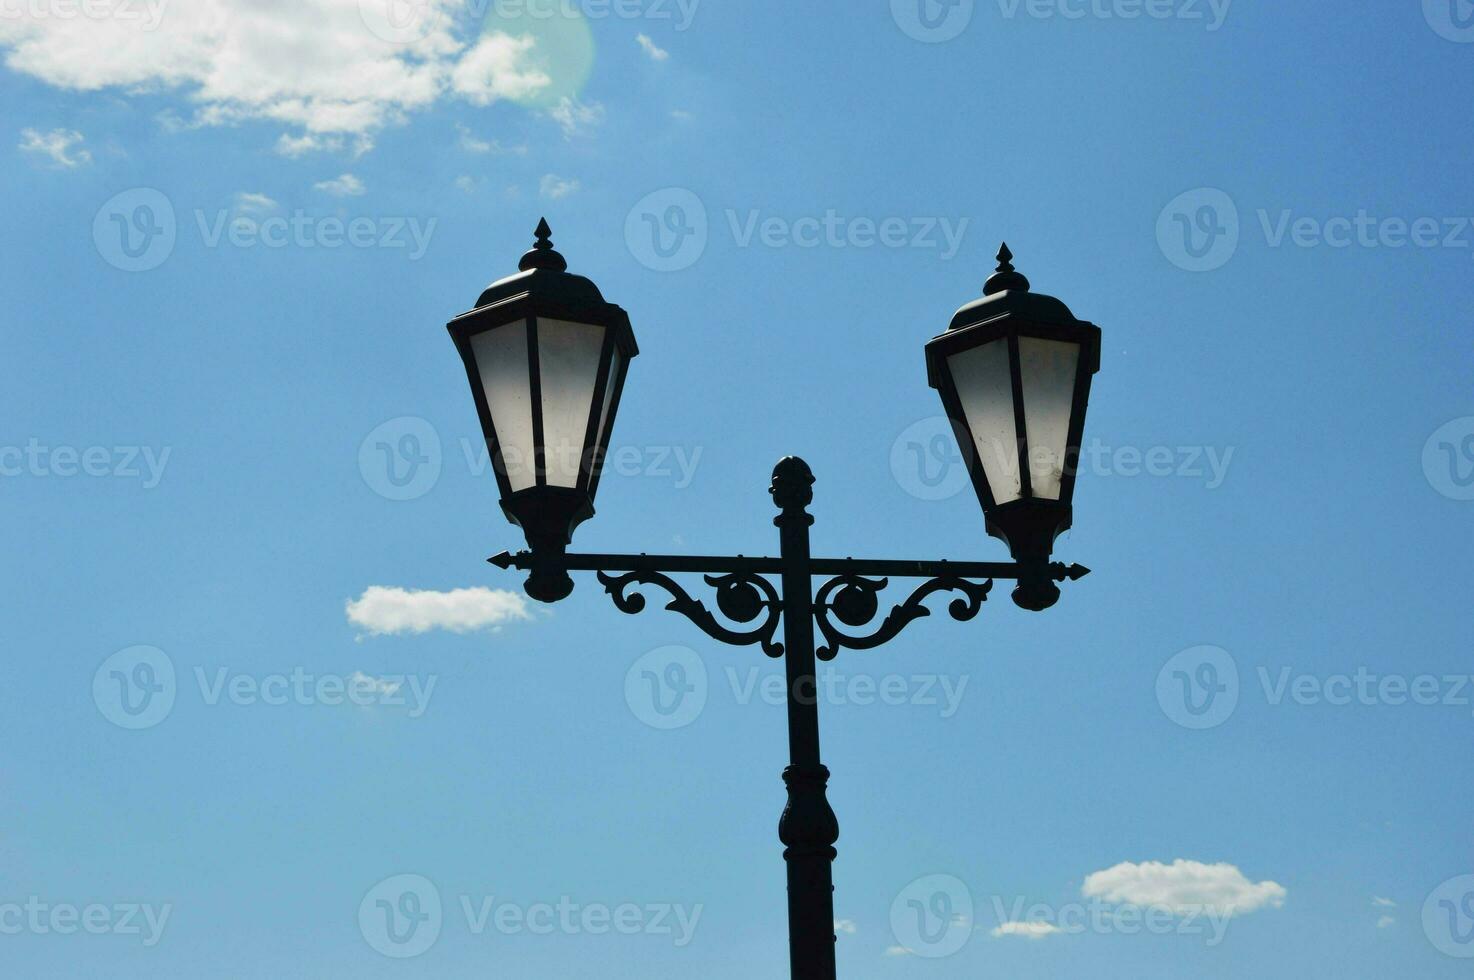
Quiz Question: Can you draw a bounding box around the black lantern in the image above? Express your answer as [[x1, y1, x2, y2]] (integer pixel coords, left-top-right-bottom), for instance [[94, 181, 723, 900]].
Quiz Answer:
[[926, 244, 1101, 610], [448, 219, 638, 601]]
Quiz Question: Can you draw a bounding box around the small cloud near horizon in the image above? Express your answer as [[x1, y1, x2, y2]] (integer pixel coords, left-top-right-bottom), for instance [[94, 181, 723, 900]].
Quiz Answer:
[[314, 173, 366, 197], [991, 920, 1062, 940], [636, 33, 669, 61], [19, 127, 90, 168], [539, 173, 579, 199], [346, 586, 531, 636], [1082, 859, 1286, 918]]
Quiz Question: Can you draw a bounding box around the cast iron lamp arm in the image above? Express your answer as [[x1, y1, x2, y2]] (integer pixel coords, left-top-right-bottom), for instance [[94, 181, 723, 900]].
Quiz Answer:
[[812, 573, 994, 662], [488, 550, 1088, 661], [489, 548, 1088, 584], [596, 568, 786, 657]]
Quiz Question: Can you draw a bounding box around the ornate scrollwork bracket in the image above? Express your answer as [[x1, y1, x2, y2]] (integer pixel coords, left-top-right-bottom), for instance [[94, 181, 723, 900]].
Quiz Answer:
[[812, 574, 993, 661], [596, 569, 785, 657]]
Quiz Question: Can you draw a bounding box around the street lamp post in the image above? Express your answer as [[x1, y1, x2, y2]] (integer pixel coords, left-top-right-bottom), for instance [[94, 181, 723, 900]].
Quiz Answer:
[[447, 221, 1102, 980]]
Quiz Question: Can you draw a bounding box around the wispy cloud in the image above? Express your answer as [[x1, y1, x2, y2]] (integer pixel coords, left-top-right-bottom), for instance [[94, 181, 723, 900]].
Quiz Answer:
[[349, 671, 402, 697], [234, 192, 278, 214], [547, 96, 604, 138], [346, 586, 531, 636], [456, 122, 493, 153], [1082, 860, 1286, 918], [990, 920, 1061, 940], [1372, 896, 1396, 908], [19, 127, 90, 168], [314, 173, 365, 197], [883, 946, 912, 956], [455, 122, 525, 156], [833, 919, 856, 935], [277, 133, 339, 158], [276, 132, 372, 158], [1376, 915, 1395, 928], [539, 173, 579, 200], [636, 33, 669, 61], [226, 192, 279, 231]]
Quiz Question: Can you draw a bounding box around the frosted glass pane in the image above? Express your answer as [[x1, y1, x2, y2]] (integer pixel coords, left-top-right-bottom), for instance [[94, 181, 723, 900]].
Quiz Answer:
[[537, 318, 606, 488], [592, 348, 623, 462], [948, 340, 1021, 505], [1019, 337, 1080, 500], [471, 323, 535, 492]]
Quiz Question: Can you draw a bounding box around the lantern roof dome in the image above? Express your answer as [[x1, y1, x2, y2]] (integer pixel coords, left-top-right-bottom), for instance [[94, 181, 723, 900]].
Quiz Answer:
[[948, 243, 1078, 331], [474, 218, 608, 310]]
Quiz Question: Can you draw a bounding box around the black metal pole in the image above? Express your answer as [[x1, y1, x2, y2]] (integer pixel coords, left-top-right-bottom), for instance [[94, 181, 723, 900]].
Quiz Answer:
[[770, 457, 838, 980]]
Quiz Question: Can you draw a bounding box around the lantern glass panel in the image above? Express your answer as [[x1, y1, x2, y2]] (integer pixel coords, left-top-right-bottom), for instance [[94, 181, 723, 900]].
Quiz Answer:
[[536, 318, 606, 488], [1018, 336, 1081, 501], [471, 323, 536, 492], [948, 339, 1023, 505], [593, 347, 623, 454]]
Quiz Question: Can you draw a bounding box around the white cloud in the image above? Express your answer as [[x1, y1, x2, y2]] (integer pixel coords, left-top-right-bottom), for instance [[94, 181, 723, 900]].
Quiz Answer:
[[883, 946, 912, 956], [18, 127, 90, 167], [1082, 860, 1286, 918], [156, 109, 192, 133], [234, 191, 278, 214], [670, 109, 692, 122], [314, 172, 365, 196], [1372, 896, 1396, 908], [455, 123, 527, 155], [278, 132, 337, 157], [349, 670, 402, 697], [1376, 915, 1395, 928], [539, 173, 578, 199], [990, 921, 1061, 940], [346, 585, 531, 635], [456, 122, 492, 153], [455, 174, 476, 193], [635, 33, 669, 61], [833, 919, 856, 935], [0, 2, 552, 143], [547, 96, 604, 138], [450, 32, 549, 107]]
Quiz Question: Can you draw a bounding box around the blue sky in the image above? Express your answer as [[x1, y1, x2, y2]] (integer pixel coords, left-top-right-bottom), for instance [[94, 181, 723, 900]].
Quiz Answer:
[[3, 0, 1474, 976]]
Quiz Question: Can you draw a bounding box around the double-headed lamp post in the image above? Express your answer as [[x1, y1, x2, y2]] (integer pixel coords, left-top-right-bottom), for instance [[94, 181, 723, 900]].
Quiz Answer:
[[446, 220, 1102, 979]]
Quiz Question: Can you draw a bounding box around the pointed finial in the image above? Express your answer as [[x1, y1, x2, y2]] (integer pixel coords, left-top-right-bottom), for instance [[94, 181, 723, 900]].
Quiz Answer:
[[983, 241, 1029, 295], [518, 217, 568, 272]]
